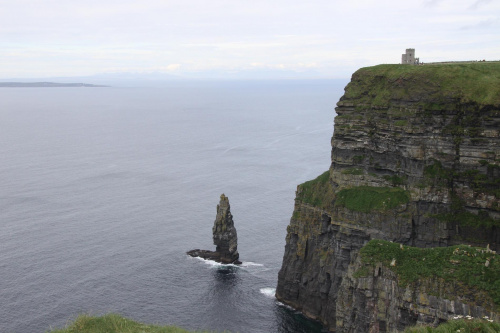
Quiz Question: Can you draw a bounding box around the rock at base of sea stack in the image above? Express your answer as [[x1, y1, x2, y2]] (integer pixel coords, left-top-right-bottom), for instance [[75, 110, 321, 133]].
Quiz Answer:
[[187, 194, 241, 264]]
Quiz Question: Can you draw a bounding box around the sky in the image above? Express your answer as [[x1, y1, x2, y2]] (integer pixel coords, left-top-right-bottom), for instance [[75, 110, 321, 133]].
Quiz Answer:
[[1, 0, 499, 79]]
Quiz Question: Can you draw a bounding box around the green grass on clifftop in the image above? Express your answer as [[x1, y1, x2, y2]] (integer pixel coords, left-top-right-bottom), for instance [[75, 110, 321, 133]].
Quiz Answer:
[[48, 314, 213, 333], [335, 186, 410, 213], [343, 62, 500, 107], [296, 171, 333, 209], [404, 318, 500, 333], [359, 240, 500, 307]]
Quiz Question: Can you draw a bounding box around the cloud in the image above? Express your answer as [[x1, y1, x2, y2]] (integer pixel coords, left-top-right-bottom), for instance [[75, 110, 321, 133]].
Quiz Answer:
[[164, 64, 181, 71], [182, 42, 286, 50], [248, 62, 318, 69], [422, 0, 444, 7], [460, 17, 497, 30], [469, 0, 493, 10], [0, 0, 499, 79]]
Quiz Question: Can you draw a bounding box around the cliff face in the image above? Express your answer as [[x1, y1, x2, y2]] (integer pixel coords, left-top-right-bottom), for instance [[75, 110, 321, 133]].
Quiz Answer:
[[276, 63, 500, 332], [335, 240, 500, 332]]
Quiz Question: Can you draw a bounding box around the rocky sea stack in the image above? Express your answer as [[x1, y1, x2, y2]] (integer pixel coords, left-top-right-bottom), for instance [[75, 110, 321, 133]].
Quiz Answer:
[[187, 194, 241, 264], [276, 62, 500, 332]]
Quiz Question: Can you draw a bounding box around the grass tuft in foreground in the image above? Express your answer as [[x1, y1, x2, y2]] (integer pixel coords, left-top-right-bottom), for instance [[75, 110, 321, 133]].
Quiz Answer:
[[404, 318, 500, 332], [48, 314, 215, 333]]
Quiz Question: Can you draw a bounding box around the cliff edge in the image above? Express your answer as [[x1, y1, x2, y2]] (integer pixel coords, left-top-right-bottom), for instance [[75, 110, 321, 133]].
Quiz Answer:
[[276, 62, 500, 332]]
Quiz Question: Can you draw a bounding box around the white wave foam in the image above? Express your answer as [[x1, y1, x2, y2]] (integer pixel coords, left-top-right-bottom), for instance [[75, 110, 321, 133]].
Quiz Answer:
[[189, 256, 265, 269], [190, 256, 239, 268], [241, 261, 264, 267], [276, 301, 295, 310], [260, 287, 276, 298]]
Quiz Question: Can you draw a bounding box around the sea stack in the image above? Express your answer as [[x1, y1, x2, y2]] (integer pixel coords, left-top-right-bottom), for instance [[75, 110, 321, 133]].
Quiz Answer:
[[187, 194, 241, 264], [212, 194, 239, 263]]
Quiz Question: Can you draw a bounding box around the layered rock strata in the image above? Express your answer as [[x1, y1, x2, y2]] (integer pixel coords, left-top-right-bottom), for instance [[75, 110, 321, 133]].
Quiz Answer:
[[276, 63, 500, 332], [188, 194, 241, 264]]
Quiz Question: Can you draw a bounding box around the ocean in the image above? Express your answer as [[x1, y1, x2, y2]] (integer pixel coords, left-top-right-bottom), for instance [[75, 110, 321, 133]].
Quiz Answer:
[[0, 79, 346, 333]]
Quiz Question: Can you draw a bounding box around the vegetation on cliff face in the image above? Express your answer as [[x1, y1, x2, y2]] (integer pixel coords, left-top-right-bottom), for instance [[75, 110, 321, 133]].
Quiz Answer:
[[343, 62, 500, 107], [48, 314, 210, 333], [424, 159, 500, 202], [296, 171, 333, 209], [434, 194, 499, 229], [422, 159, 499, 227], [358, 240, 500, 307], [404, 318, 500, 333], [335, 186, 410, 213], [297, 172, 411, 214]]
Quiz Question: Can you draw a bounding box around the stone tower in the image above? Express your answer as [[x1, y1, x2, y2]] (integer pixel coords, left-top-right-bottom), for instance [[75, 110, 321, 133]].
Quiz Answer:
[[402, 48, 417, 64]]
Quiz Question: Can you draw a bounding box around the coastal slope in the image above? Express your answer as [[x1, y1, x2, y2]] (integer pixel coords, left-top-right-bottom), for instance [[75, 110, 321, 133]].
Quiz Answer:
[[276, 63, 500, 332]]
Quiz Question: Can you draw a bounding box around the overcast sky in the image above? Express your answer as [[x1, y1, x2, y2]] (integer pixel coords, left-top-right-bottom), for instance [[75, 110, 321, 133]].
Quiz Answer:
[[1, 0, 499, 79]]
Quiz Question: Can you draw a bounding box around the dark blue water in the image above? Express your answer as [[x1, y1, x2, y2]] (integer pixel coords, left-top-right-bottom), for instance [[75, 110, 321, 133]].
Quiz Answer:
[[0, 80, 346, 333]]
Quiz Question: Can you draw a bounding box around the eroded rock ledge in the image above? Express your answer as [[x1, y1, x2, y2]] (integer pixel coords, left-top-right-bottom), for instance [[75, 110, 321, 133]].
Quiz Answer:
[[187, 194, 241, 264]]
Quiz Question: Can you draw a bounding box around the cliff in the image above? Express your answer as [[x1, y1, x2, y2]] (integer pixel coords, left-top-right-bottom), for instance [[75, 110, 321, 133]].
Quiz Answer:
[[276, 62, 500, 332]]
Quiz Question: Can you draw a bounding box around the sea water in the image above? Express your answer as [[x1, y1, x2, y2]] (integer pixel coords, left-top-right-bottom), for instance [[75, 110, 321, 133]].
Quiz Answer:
[[0, 79, 346, 333]]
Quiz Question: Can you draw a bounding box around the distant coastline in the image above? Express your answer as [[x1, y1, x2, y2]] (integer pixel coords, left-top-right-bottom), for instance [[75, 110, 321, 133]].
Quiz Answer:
[[0, 82, 107, 87]]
